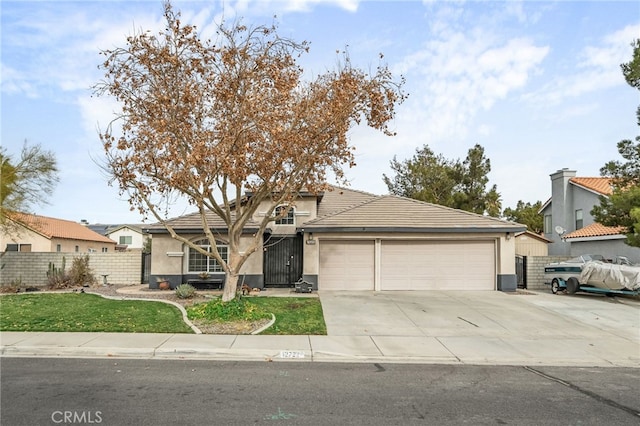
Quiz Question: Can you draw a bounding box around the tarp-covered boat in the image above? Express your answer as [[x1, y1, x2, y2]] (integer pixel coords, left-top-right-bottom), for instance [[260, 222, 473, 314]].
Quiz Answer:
[[579, 261, 640, 291], [544, 254, 640, 294]]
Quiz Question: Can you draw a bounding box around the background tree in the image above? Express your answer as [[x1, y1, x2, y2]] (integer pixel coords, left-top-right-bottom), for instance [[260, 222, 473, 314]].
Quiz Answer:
[[383, 146, 459, 207], [383, 143, 501, 216], [503, 200, 543, 234], [0, 141, 59, 232], [95, 2, 405, 302], [453, 144, 501, 216], [591, 39, 640, 247]]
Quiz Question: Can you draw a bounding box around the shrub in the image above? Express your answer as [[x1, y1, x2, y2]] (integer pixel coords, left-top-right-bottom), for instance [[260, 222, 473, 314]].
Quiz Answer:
[[47, 258, 71, 289], [46, 255, 96, 289], [175, 283, 196, 299], [69, 255, 96, 287]]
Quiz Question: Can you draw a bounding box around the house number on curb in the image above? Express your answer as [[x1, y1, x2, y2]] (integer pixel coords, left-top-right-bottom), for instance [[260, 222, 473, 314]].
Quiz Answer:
[[280, 350, 305, 358]]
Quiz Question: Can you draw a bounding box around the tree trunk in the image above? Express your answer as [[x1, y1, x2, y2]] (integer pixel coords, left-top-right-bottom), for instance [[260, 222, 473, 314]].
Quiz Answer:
[[222, 272, 239, 302]]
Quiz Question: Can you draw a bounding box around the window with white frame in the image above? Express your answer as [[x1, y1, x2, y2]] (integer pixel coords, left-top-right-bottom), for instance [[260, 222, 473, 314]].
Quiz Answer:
[[274, 205, 295, 225], [119, 235, 133, 245], [575, 209, 583, 230], [188, 239, 228, 273], [544, 215, 552, 234]]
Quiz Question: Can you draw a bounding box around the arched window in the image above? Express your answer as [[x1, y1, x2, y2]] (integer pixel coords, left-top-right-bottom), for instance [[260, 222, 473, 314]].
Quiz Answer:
[[274, 205, 295, 225], [188, 239, 228, 273]]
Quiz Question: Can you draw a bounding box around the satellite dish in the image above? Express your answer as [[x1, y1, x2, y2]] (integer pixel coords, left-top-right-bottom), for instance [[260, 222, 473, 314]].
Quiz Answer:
[[555, 226, 566, 236]]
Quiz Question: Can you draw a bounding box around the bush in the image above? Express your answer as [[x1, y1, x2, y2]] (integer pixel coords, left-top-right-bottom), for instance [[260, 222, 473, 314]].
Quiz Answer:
[[47, 255, 96, 289], [175, 283, 196, 299], [47, 258, 71, 289], [69, 255, 96, 287]]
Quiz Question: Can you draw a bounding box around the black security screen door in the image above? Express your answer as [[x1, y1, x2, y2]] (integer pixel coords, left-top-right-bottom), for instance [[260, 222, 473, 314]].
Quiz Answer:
[[263, 235, 303, 287]]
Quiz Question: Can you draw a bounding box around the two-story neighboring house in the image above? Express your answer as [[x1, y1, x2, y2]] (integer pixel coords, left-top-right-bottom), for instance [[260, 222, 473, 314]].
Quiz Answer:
[[0, 212, 117, 253], [145, 186, 525, 292], [87, 223, 148, 251], [539, 169, 639, 263]]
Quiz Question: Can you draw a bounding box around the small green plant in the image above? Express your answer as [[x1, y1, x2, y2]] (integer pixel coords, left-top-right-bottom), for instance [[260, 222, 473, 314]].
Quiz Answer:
[[175, 283, 196, 299], [187, 297, 269, 322], [47, 257, 70, 289]]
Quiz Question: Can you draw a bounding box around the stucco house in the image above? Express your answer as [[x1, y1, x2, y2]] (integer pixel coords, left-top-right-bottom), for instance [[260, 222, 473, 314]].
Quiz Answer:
[[0, 212, 117, 253], [539, 169, 639, 263], [146, 186, 525, 291], [87, 223, 148, 251]]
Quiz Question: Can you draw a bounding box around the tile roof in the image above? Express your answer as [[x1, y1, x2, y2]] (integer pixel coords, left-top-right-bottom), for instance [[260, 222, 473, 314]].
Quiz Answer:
[[570, 177, 612, 195], [9, 212, 116, 244], [304, 195, 525, 232], [316, 186, 378, 217], [145, 185, 377, 233], [563, 222, 627, 239], [144, 210, 260, 233]]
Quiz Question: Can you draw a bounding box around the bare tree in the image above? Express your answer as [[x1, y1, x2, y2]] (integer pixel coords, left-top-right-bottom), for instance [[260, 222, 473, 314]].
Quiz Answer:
[[94, 2, 405, 301]]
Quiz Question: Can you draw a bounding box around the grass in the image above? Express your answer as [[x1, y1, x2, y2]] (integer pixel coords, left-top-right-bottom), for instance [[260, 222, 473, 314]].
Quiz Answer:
[[0, 293, 327, 335], [0, 293, 193, 333], [246, 297, 327, 335], [186, 296, 327, 335]]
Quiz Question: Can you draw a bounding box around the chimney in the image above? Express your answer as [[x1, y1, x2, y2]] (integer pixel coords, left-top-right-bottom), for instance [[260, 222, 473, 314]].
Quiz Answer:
[[549, 168, 576, 255]]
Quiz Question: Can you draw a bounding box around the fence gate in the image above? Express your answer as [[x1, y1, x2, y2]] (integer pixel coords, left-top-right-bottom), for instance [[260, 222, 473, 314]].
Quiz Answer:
[[141, 252, 151, 284], [515, 255, 527, 289]]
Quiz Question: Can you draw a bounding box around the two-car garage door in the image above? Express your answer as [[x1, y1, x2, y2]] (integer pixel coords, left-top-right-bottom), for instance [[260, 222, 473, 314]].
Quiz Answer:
[[319, 240, 495, 291]]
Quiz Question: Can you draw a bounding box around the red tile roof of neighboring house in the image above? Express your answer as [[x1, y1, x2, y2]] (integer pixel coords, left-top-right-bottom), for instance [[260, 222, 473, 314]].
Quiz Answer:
[[9, 212, 116, 244], [564, 222, 627, 239], [569, 177, 612, 196]]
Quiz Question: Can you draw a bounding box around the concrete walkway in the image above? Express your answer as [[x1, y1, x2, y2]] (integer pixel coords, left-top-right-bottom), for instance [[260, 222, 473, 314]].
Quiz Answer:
[[1, 290, 638, 366]]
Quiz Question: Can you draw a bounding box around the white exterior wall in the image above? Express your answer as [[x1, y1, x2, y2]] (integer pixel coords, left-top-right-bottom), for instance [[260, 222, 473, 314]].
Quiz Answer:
[[106, 227, 146, 249]]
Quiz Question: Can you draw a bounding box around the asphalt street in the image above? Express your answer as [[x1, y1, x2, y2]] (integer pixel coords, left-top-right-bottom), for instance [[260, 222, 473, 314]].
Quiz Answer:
[[1, 358, 639, 425]]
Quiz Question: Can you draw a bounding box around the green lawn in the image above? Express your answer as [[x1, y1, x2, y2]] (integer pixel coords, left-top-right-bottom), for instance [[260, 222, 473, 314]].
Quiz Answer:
[[246, 297, 327, 335], [0, 293, 327, 335], [0, 293, 193, 333]]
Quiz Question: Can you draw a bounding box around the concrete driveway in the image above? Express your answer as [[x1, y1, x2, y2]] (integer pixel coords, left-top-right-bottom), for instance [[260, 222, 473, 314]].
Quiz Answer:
[[318, 290, 640, 365]]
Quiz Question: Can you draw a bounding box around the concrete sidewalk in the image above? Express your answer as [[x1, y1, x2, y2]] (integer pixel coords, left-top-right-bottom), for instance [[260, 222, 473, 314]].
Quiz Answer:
[[1, 290, 638, 366]]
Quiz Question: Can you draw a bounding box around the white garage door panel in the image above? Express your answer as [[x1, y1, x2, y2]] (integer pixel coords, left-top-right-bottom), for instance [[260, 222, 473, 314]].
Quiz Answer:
[[319, 240, 374, 290], [381, 241, 495, 290]]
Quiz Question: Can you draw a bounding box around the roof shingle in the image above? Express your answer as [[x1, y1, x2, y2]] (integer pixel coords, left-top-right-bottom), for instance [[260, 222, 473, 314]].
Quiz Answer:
[[10, 212, 116, 244], [570, 177, 612, 195], [564, 222, 627, 239], [305, 195, 525, 232]]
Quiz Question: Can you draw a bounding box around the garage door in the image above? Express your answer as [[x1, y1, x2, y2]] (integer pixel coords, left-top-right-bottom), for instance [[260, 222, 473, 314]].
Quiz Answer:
[[319, 240, 374, 290], [380, 240, 495, 290]]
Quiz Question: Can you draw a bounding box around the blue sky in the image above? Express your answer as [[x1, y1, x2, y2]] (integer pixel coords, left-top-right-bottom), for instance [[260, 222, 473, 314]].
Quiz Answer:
[[2, 0, 639, 224]]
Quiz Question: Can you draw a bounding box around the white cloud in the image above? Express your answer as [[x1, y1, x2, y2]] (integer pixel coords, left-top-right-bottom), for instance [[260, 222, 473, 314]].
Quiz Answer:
[[524, 23, 640, 106], [394, 33, 548, 147], [284, 0, 359, 13]]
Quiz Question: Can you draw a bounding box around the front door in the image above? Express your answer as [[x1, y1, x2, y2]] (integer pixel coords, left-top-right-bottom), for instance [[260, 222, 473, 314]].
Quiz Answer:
[[263, 235, 303, 287]]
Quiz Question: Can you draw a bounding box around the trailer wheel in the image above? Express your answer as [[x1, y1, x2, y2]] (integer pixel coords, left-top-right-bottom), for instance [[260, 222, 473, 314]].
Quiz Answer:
[[551, 279, 560, 294], [566, 277, 580, 294]]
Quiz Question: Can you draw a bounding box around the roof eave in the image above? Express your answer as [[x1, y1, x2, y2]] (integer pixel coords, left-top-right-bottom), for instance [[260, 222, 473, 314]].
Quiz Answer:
[[144, 226, 261, 235], [298, 226, 526, 234], [564, 234, 626, 242]]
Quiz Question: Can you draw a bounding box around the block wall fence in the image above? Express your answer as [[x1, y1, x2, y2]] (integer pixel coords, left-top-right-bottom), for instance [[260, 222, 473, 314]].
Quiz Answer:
[[525, 255, 571, 291], [1, 252, 571, 291], [0, 251, 143, 287]]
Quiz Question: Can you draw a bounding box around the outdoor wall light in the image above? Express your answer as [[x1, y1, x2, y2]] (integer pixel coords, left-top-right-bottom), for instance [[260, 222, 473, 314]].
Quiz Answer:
[[306, 233, 316, 245]]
